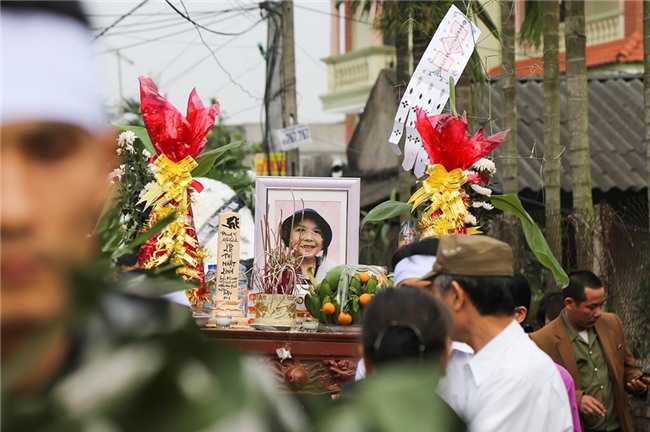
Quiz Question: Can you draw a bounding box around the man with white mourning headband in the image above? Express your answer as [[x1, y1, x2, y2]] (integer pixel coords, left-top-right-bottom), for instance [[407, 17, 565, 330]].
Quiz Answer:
[[1, 3, 306, 430]]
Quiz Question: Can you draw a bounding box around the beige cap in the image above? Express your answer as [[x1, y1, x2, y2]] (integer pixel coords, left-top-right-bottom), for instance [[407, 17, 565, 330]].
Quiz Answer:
[[422, 234, 514, 280]]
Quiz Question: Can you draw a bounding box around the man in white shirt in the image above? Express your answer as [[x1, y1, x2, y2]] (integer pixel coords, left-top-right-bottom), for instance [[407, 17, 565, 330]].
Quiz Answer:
[[423, 234, 573, 432], [355, 238, 474, 382]]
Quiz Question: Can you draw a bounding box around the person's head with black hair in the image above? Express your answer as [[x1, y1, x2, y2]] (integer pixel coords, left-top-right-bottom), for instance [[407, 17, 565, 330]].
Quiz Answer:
[[390, 237, 439, 288], [536, 291, 565, 327], [507, 272, 533, 331], [563, 270, 605, 331], [280, 209, 332, 276], [361, 287, 451, 374], [423, 235, 516, 351]]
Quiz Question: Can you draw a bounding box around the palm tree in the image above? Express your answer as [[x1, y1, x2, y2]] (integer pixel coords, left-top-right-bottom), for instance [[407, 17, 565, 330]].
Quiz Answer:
[[350, 1, 498, 205], [543, 0, 563, 285], [500, 0, 517, 195], [565, 0, 594, 270]]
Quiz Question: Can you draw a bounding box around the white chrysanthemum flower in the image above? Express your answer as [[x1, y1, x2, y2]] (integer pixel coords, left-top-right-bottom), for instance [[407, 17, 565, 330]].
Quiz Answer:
[[142, 149, 152, 158], [471, 158, 496, 175], [138, 181, 156, 200], [107, 166, 124, 184], [118, 131, 136, 146], [148, 163, 159, 174], [470, 184, 492, 196], [471, 201, 494, 210], [464, 214, 478, 225]]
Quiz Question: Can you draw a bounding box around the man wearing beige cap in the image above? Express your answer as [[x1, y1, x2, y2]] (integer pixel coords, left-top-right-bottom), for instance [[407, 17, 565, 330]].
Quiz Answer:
[[424, 234, 573, 432]]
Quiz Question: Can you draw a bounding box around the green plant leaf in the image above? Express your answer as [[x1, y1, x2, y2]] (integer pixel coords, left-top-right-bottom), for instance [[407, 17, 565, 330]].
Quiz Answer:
[[192, 140, 244, 178], [361, 200, 412, 227], [449, 76, 457, 116], [116, 125, 156, 155], [488, 194, 569, 288]]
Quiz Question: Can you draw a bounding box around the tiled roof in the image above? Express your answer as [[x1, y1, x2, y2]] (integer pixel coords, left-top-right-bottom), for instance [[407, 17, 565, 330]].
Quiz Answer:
[[482, 75, 646, 193], [488, 33, 643, 77]]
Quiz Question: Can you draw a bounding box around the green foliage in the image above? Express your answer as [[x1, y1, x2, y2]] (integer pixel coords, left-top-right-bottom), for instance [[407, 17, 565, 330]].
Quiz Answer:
[[488, 194, 569, 288], [203, 117, 259, 211], [96, 131, 154, 262], [361, 201, 412, 227], [520, 0, 543, 49]]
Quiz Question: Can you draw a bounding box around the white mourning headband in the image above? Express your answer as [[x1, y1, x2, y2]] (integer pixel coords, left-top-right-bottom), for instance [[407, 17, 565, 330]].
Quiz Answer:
[[1, 11, 107, 132], [393, 254, 437, 285]]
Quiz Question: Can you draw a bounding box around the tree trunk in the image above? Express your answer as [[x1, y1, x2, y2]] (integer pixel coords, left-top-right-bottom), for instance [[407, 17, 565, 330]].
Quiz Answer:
[[645, 0, 650, 232], [501, 0, 517, 195], [543, 0, 562, 288], [395, 29, 413, 217], [565, 0, 593, 271], [498, 0, 523, 270]]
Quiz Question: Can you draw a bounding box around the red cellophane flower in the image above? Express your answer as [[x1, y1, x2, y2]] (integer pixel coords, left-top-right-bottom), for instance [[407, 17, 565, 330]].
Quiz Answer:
[[139, 76, 220, 162], [136, 77, 220, 308], [415, 107, 508, 171]]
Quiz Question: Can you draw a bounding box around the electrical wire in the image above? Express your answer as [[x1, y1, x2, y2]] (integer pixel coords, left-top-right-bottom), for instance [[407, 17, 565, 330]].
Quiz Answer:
[[158, 0, 262, 101], [165, 0, 262, 36], [293, 3, 373, 26], [93, 0, 150, 41]]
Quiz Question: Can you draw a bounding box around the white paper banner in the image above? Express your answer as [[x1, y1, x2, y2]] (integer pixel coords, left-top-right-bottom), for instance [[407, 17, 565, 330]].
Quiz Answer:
[[389, 5, 481, 177]]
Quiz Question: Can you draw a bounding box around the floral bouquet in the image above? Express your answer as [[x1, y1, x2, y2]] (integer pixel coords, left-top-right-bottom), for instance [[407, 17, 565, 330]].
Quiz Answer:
[[409, 108, 508, 238], [136, 76, 220, 309]]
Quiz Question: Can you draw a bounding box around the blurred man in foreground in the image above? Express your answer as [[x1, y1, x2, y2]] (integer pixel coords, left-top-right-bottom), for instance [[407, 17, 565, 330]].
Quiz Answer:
[[424, 234, 573, 432], [1, 2, 304, 430]]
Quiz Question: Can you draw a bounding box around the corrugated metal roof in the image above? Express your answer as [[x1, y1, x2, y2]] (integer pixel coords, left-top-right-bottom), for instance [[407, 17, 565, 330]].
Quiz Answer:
[[482, 75, 646, 193]]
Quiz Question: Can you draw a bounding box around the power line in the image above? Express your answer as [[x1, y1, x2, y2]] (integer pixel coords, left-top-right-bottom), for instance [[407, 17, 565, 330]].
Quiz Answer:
[[165, 0, 261, 37], [293, 3, 373, 26], [93, 0, 149, 41], [159, 1, 263, 101]]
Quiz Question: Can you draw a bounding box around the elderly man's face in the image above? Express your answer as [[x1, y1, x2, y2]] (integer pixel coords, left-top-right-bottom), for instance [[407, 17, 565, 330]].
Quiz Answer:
[[1, 122, 113, 331]]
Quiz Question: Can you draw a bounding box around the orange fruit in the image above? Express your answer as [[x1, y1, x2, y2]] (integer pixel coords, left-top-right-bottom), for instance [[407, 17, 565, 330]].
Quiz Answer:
[[359, 272, 371, 284], [376, 274, 388, 286], [359, 293, 372, 306], [337, 312, 353, 325], [322, 302, 336, 316]]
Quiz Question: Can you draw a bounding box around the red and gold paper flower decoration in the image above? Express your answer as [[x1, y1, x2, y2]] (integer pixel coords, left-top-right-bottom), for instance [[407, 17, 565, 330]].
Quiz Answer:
[[136, 77, 220, 309], [409, 107, 508, 237]]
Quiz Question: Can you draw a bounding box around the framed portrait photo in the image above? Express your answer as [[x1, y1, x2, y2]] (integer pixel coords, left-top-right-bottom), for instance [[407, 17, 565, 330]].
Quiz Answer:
[[254, 177, 361, 281]]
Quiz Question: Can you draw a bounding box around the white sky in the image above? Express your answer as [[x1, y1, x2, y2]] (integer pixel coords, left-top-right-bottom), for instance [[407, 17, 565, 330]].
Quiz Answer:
[[86, 0, 348, 125]]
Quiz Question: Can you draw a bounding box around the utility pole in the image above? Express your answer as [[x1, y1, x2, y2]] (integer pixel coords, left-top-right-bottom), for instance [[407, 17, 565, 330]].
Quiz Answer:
[[260, 0, 299, 176], [281, 0, 299, 176], [261, 2, 283, 174]]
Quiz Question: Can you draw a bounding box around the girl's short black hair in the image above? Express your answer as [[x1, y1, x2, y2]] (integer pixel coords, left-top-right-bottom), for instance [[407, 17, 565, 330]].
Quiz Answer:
[[280, 209, 333, 256]]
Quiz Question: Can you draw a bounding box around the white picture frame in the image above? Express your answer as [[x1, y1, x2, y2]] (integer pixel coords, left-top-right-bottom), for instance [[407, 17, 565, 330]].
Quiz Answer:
[[254, 177, 361, 274]]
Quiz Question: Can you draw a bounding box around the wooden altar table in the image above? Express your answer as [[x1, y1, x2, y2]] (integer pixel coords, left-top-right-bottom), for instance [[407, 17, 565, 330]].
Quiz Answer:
[[202, 328, 360, 395]]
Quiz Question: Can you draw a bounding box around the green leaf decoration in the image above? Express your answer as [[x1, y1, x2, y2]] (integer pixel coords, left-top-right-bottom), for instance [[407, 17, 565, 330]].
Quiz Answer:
[[116, 125, 156, 155], [192, 140, 244, 178], [448, 76, 457, 117], [361, 200, 412, 227], [488, 194, 569, 288]]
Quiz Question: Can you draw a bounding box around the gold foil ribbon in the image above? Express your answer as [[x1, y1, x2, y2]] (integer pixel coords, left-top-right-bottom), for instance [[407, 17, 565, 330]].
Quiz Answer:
[[409, 164, 480, 237], [138, 155, 207, 300]]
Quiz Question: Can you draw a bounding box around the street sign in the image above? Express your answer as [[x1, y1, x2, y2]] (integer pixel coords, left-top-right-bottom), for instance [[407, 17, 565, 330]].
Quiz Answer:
[[275, 124, 311, 151]]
